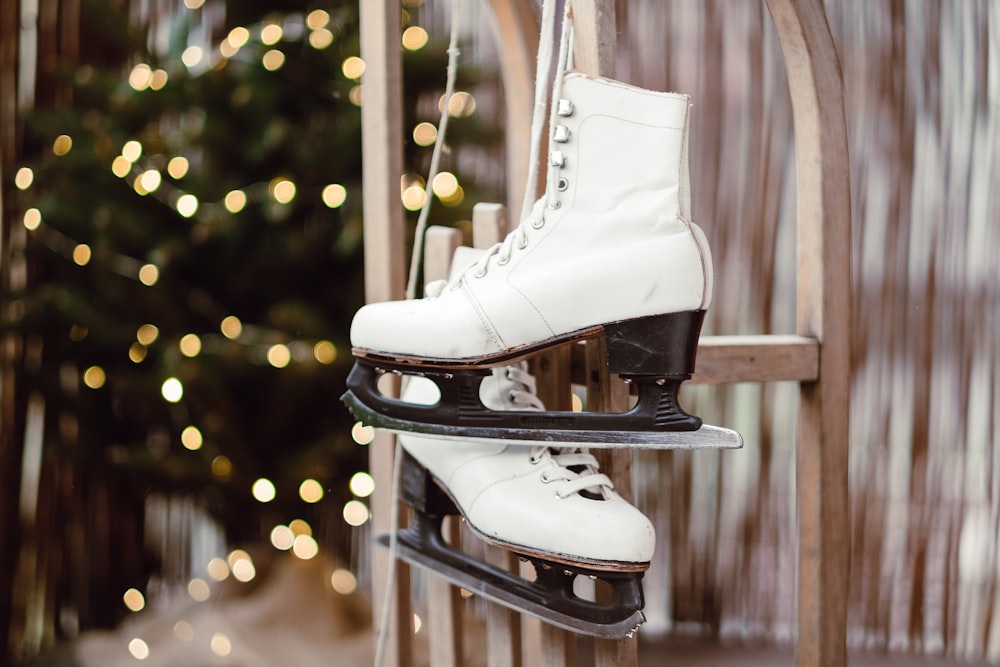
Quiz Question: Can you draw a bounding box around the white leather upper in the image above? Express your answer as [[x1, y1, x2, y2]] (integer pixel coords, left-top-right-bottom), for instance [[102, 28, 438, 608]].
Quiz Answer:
[[351, 72, 713, 360], [398, 371, 656, 565]]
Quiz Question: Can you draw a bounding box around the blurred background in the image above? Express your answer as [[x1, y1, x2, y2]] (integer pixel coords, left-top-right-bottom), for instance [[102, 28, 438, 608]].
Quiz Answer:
[[0, 0, 997, 665]]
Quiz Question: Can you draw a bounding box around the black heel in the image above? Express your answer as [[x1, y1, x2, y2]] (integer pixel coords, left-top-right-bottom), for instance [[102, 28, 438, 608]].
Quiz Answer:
[[604, 310, 705, 377]]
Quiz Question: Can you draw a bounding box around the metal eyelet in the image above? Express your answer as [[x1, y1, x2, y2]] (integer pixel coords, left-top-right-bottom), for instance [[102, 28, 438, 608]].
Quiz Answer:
[[517, 236, 529, 249], [546, 200, 561, 210], [540, 472, 553, 483], [531, 217, 545, 229], [473, 268, 487, 279], [496, 254, 510, 266], [557, 177, 569, 192]]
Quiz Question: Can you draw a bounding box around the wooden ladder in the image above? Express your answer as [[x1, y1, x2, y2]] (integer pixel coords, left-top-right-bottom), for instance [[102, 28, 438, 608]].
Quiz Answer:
[[358, 0, 850, 665]]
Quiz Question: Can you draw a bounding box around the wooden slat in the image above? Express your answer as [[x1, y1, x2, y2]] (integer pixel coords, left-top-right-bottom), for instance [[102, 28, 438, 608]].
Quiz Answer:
[[692, 335, 819, 384], [360, 2, 409, 666], [470, 204, 524, 667], [764, 1, 852, 666], [422, 229, 465, 667]]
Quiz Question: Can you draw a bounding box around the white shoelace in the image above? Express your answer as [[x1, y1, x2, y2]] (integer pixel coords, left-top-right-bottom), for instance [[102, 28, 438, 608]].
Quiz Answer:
[[502, 364, 615, 501]]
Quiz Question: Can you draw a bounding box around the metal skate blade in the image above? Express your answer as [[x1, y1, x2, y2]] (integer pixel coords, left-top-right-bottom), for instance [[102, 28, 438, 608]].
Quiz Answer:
[[377, 532, 646, 639], [343, 389, 741, 449]]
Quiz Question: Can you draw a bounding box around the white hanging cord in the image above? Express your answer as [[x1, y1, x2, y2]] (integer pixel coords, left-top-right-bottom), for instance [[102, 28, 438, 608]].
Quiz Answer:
[[405, 0, 464, 301], [373, 439, 405, 667], [519, 0, 560, 222]]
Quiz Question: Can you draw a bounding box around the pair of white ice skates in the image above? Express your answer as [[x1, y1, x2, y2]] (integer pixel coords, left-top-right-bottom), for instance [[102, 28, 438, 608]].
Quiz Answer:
[[343, 72, 742, 638]]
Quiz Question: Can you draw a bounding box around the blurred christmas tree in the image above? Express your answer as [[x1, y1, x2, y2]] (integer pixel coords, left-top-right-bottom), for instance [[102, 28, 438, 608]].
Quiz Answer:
[[7, 0, 500, 651]]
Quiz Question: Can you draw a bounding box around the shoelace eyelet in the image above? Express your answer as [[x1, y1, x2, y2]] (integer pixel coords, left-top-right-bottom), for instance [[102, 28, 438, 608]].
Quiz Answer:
[[531, 217, 546, 229], [496, 254, 510, 266], [517, 235, 529, 249], [546, 200, 561, 210], [557, 177, 569, 192]]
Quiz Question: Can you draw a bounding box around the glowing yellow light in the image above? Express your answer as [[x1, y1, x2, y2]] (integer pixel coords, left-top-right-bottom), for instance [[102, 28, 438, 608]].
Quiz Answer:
[[299, 479, 324, 503], [72, 244, 92, 266], [167, 156, 189, 179], [139, 169, 162, 193], [228, 26, 250, 48], [262, 49, 285, 71], [292, 534, 319, 560], [211, 455, 232, 479], [252, 478, 276, 503], [128, 343, 147, 363], [348, 85, 362, 106], [440, 185, 464, 207], [270, 178, 296, 203], [412, 122, 437, 147], [22, 208, 41, 230], [270, 525, 294, 550], [341, 56, 365, 80], [123, 588, 145, 612], [138, 263, 159, 286], [309, 28, 334, 50], [111, 155, 131, 177], [267, 344, 291, 368], [83, 366, 106, 389], [432, 171, 459, 198], [181, 425, 203, 450], [173, 621, 194, 642], [179, 333, 201, 357], [70, 324, 88, 341], [206, 557, 229, 581], [220, 315, 242, 339], [136, 323, 159, 345], [401, 26, 429, 51], [313, 340, 337, 364], [343, 500, 370, 527], [183, 0, 204, 8], [52, 134, 73, 156], [176, 193, 199, 218], [161, 377, 183, 403], [181, 46, 203, 68], [306, 9, 329, 29], [128, 638, 149, 660], [331, 569, 358, 595], [231, 559, 256, 583], [219, 39, 238, 59], [226, 549, 251, 569], [321, 184, 346, 208], [210, 633, 232, 657], [401, 185, 426, 211], [224, 190, 247, 213], [14, 167, 33, 190], [440, 91, 476, 117], [150, 69, 168, 90], [571, 393, 583, 412], [128, 63, 152, 91], [260, 23, 283, 45], [121, 140, 142, 162], [349, 471, 376, 498], [351, 421, 374, 445], [187, 577, 210, 602], [289, 519, 312, 536]]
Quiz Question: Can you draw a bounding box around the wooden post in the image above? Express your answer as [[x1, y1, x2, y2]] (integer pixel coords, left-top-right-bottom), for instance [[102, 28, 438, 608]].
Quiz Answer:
[[764, 1, 852, 665], [360, 2, 410, 665]]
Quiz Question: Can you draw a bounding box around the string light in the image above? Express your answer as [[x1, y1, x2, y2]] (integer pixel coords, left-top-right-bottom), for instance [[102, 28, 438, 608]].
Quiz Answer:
[[262, 49, 285, 71], [122, 588, 145, 612], [52, 135, 73, 156], [227, 26, 250, 49], [223, 190, 247, 213], [270, 525, 294, 550], [401, 26, 429, 51], [121, 140, 142, 162], [260, 23, 283, 45], [321, 184, 346, 208], [150, 69, 168, 90], [14, 167, 33, 190], [83, 366, 106, 389], [351, 421, 374, 445], [211, 455, 232, 479], [22, 208, 41, 230], [181, 46, 203, 68], [138, 263, 160, 286], [342, 500, 370, 526], [291, 534, 318, 559], [349, 471, 375, 498], [111, 155, 131, 177], [251, 478, 276, 502], [210, 633, 232, 657], [220, 315, 242, 339], [266, 343, 291, 368], [180, 425, 203, 450], [128, 63, 153, 91], [128, 343, 147, 362], [206, 557, 229, 581], [412, 122, 437, 147], [309, 29, 334, 50], [72, 244, 92, 266], [166, 156, 189, 179], [161, 377, 183, 402], [312, 340, 336, 363], [183, 0, 204, 8], [330, 569, 358, 595], [128, 639, 150, 660], [187, 578, 211, 601], [136, 324, 159, 345], [139, 169, 162, 193], [175, 193, 199, 217], [269, 178, 296, 203], [173, 621, 194, 643], [341, 56, 365, 80], [306, 9, 329, 29], [298, 479, 324, 503], [179, 333, 201, 357], [289, 519, 312, 536]]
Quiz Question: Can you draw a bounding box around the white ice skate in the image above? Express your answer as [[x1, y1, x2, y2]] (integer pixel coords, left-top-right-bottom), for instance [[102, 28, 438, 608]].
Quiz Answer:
[[381, 365, 652, 638], [343, 72, 742, 450]]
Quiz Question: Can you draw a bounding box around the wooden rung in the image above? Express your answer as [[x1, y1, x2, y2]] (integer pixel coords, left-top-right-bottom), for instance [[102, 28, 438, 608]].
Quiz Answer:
[[692, 334, 820, 384]]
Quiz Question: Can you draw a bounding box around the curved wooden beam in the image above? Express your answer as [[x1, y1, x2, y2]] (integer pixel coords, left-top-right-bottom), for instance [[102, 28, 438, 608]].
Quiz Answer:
[[763, 0, 852, 665]]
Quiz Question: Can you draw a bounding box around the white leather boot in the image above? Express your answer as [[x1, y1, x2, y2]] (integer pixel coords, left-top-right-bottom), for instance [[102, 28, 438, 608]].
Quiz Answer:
[[398, 364, 655, 569], [351, 72, 713, 365]]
